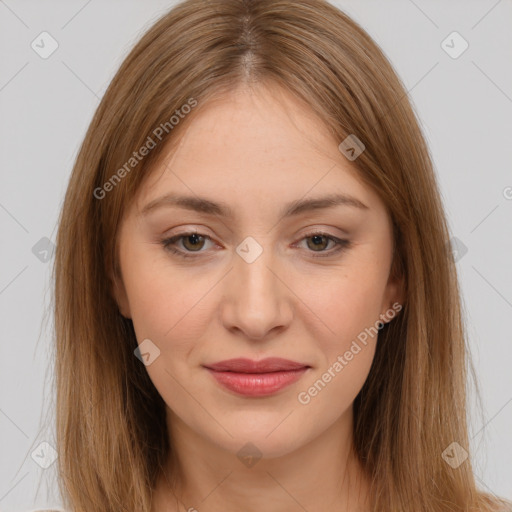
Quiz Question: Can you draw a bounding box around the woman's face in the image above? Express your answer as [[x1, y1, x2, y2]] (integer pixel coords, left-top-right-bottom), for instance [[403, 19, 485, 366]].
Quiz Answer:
[[114, 82, 402, 459]]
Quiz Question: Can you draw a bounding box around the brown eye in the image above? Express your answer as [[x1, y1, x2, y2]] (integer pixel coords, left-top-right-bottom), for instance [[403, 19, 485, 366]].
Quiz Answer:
[[181, 233, 206, 251], [296, 231, 351, 258], [161, 230, 350, 260], [305, 234, 330, 252], [161, 231, 214, 258]]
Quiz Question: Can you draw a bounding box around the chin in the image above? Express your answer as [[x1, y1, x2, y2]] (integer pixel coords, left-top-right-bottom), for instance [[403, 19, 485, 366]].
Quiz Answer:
[[210, 417, 311, 461]]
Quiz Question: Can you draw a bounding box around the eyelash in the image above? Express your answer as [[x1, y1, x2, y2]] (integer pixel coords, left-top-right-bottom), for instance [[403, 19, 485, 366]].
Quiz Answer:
[[160, 231, 351, 259]]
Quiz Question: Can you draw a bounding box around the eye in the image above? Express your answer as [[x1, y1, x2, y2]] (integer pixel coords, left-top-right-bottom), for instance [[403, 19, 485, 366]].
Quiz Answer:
[[161, 231, 214, 258], [295, 231, 351, 258], [160, 230, 351, 259]]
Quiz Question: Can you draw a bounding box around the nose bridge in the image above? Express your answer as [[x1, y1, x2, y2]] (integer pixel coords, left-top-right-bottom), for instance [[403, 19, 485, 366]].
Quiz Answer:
[[221, 235, 292, 338]]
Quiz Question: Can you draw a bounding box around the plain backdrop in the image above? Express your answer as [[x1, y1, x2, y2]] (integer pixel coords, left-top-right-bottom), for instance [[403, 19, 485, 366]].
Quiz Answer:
[[0, 0, 511, 510]]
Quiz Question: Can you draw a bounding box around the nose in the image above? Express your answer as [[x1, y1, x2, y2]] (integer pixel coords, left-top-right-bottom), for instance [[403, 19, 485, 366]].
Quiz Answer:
[[220, 241, 293, 341]]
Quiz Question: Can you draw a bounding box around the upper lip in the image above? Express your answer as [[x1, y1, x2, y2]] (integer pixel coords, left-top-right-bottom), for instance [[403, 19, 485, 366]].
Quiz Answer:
[[203, 357, 310, 373]]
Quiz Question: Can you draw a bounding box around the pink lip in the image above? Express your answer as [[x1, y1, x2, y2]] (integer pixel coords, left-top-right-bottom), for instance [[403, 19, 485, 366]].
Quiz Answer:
[[204, 357, 308, 373], [203, 358, 310, 397]]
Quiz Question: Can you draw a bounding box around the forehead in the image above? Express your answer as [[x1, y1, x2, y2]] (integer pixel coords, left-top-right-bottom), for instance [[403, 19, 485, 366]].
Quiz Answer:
[[131, 82, 384, 221], [164, 82, 342, 175]]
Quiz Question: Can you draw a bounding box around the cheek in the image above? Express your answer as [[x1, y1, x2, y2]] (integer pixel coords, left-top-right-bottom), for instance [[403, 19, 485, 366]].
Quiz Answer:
[[294, 259, 388, 404], [303, 262, 388, 346], [121, 251, 213, 358], [294, 271, 382, 421]]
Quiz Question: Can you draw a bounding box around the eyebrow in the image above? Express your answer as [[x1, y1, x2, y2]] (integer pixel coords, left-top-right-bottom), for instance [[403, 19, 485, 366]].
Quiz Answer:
[[139, 192, 369, 220]]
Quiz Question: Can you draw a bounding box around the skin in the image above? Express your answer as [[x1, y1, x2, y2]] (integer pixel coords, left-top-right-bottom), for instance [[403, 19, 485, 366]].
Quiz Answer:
[[113, 81, 403, 512]]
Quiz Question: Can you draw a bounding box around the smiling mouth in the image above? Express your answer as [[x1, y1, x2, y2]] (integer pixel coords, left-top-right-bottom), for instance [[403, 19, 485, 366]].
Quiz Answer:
[[203, 364, 310, 397]]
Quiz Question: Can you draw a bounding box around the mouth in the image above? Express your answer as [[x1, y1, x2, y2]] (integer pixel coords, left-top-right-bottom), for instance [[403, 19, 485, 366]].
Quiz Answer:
[[203, 357, 311, 397]]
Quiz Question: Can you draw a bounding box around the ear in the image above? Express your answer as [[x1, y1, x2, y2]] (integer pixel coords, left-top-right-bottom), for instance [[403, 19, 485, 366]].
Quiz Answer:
[[380, 261, 405, 324], [110, 268, 132, 319]]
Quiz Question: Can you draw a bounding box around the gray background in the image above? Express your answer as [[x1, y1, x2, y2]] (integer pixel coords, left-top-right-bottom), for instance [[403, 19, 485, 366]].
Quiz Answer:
[[1, 0, 511, 510]]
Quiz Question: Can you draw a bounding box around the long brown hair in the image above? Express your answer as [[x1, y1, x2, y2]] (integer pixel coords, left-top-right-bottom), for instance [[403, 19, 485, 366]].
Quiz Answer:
[[51, 0, 511, 510]]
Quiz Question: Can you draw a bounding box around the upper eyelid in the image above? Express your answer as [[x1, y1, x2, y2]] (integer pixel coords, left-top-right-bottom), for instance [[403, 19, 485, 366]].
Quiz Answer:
[[164, 229, 345, 243]]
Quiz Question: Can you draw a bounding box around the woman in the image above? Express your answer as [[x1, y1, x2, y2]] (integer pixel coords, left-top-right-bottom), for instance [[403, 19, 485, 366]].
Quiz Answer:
[[48, 0, 511, 510]]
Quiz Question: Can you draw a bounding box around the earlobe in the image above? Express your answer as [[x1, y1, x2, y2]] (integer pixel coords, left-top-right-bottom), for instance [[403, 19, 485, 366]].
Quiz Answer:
[[110, 270, 132, 319], [389, 276, 405, 311], [381, 273, 405, 325]]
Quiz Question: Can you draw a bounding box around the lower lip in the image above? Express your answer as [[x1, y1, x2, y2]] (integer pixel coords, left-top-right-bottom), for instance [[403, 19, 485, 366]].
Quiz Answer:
[[206, 367, 309, 397]]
